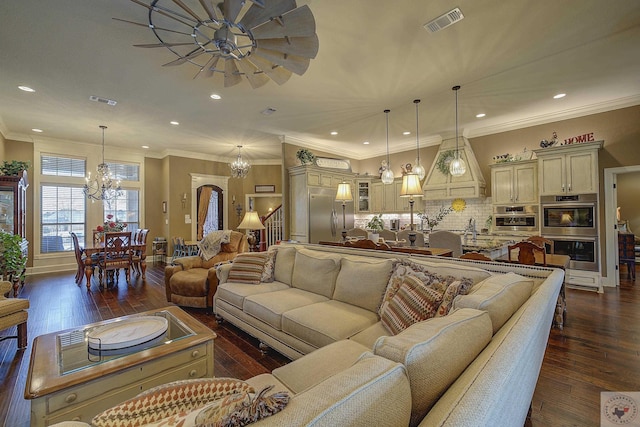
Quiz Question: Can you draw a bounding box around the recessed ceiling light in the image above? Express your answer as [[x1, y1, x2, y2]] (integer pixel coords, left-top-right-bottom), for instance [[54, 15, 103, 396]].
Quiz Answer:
[[18, 86, 35, 92], [141, 145, 149, 149], [31, 128, 43, 133], [363, 141, 370, 145], [210, 94, 221, 100], [170, 121, 179, 125], [403, 131, 411, 136], [553, 93, 566, 99], [330, 131, 338, 136], [476, 113, 486, 118]]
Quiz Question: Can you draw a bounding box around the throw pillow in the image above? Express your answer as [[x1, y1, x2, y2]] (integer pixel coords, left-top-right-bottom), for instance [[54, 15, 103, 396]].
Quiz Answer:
[[435, 277, 474, 317], [260, 250, 277, 283], [380, 275, 443, 335], [227, 253, 270, 285], [91, 378, 254, 427], [213, 385, 290, 427]]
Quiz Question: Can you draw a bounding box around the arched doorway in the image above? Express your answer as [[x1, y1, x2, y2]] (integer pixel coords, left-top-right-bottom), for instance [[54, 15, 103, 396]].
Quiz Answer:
[[197, 185, 223, 240], [189, 173, 229, 240]]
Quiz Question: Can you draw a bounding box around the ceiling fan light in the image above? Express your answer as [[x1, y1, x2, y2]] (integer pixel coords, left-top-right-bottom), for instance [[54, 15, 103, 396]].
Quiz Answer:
[[449, 157, 467, 176], [381, 169, 395, 184]]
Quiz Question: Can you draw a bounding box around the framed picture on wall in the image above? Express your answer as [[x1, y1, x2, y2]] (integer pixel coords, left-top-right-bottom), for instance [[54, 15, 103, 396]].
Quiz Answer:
[[255, 185, 275, 193]]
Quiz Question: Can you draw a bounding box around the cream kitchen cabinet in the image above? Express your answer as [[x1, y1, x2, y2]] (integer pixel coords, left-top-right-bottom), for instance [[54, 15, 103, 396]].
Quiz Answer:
[[534, 141, 603, 196], [490, 160, 537, 205], [355, 179, 372, 213], [370, 179, 408, 213]]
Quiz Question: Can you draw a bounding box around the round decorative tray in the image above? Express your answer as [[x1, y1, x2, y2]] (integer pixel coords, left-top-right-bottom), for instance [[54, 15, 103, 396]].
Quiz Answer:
[[87, 316, 168, 351]]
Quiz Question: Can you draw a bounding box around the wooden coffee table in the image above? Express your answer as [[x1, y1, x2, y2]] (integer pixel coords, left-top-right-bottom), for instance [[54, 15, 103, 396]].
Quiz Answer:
[[25, 306, 216, 427]]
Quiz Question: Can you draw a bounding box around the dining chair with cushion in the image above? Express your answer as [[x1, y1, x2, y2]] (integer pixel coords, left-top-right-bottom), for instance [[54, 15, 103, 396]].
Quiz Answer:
[[132, 229, 149, 278], [460, 251, 492, 261], [508, 241, 546, 266], [526, 236, 554, 253], [426, 230, 460, 256], [346, 228, 368, 239], [378, 229, 397, 242], [397, 229, 425, 247], [70, 232, 90, 285], [0, 280, 29, 349], [97, 232, 133, 287]]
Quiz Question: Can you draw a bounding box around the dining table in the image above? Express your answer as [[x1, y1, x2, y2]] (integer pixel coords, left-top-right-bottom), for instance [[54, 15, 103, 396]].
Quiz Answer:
[[83, 243, 147, 290]]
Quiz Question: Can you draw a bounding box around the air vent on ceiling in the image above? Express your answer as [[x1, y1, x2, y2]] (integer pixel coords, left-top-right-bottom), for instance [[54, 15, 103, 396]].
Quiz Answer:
[[423, 7, 464, 33], [261, 107, 277, 115], [89, 95, 117, 106]]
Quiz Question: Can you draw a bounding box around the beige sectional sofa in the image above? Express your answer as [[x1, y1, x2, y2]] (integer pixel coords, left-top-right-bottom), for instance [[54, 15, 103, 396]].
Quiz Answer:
[[212, 243, 564, 426]]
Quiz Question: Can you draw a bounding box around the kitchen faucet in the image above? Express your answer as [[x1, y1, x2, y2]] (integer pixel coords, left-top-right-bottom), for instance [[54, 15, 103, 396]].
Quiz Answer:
[[464, 218, 477, 243]]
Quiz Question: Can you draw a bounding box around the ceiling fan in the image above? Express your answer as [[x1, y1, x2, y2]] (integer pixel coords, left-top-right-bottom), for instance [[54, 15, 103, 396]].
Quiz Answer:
[[117, 0, 319, 88]]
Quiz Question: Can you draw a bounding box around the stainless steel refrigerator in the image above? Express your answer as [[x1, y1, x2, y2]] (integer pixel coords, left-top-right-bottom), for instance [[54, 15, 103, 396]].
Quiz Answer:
[[308, 187, 354, 243]]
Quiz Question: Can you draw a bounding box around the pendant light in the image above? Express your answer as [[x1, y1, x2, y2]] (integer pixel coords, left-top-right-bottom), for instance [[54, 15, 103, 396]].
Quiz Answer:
[[381, 109, 395, 184], [412, 99, 426, 180], [230, 145, 251, 178], [449, 85, 467, 177]]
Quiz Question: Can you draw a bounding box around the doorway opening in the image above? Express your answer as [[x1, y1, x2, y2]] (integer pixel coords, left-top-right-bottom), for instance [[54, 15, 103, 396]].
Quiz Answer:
[[197, 185, 223, 240]]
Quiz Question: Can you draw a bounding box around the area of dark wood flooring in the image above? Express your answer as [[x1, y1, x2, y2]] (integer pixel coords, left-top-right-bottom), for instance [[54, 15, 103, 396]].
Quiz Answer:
[[0, 263, 638, 427]]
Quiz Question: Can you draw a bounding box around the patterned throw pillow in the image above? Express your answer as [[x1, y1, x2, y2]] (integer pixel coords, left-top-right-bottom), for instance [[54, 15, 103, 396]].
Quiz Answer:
[[435, 277, 474, 317], [260, 250, 277, 283], [91, 378, 254, 427], [213, 385, 290, 427], [380, 275, 444, 335], [227, 253, 269, 285]]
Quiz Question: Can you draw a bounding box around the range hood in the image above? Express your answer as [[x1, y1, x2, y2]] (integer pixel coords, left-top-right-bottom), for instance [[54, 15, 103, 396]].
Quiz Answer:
[[422, 137, 486, 200]]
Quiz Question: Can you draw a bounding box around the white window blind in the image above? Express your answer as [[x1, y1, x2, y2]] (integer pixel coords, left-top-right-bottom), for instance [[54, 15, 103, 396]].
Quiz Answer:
[[41, 155, 85, 177]]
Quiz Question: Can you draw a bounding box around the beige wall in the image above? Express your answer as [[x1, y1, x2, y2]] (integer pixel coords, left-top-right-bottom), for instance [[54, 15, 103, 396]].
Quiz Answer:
[[0, 131, 6, 161], [617, 171, 640, 235], [144, 157, 165, 245]]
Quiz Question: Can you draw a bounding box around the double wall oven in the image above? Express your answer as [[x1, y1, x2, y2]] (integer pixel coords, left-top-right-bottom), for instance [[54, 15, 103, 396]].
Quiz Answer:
[[540, 193, 598, 271]]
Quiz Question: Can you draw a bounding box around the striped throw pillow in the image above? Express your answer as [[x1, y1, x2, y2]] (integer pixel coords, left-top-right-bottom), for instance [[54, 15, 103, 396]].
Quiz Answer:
[[227, 252, 269, 284], [381, 275, 443, 335]]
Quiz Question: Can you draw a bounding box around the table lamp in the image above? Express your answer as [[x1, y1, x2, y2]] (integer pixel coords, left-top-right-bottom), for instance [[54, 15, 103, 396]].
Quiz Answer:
[[400, 173, 423, 246], [237, 211, 265, 251], [335, 182, 353, 241]]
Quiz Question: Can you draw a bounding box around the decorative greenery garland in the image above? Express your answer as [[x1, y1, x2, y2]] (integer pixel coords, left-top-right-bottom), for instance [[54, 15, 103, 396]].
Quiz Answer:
[[435, 150, 456, 175]]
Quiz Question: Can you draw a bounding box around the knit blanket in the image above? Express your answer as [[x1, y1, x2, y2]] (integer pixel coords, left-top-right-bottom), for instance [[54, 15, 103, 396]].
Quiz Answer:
[[198, 230, 231, 261]]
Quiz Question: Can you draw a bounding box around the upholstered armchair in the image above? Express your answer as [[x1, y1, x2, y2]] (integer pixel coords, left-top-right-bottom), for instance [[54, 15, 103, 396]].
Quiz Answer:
[[165, 231, 248, 310], [0, 280, 29, 349]]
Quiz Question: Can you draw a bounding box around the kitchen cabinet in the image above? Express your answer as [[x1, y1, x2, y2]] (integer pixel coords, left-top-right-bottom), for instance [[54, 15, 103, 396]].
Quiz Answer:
[[533, 141, 603, 196], [370, 179, 409, 213], [289, 165, 354, 243], [490, 160, 537, 205], [355, 179, 371, 213]]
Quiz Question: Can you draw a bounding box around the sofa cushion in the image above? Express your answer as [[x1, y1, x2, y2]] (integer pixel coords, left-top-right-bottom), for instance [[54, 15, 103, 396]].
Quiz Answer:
[[291, 249, 341, 298], [407, 258, 492, 284], [349, 321, 389, 349], [227, 252, 269, 285], [380, 275, 443, 335], [452, 272, 534, 334], [273, 246, 297, 285], [169, 268, 208, 297], [373, 308, 493, 427], [216, 281, 290, 309], [91, 378, 253, 427], [244, 288, 329, 330], [282, 300, 379, 349], [333, 258, 395, 312]]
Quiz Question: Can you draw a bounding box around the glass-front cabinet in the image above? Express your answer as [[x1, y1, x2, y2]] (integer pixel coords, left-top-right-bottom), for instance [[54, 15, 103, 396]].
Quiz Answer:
[[356, 180, 371, 213], [0, 171, 28, 238]]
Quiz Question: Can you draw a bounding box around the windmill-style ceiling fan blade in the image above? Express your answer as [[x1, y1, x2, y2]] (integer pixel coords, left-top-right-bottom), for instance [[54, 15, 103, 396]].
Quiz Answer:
[[255, 35, 319, 59], [128, 0, 193, 27], [134, 42, 195, 48], [162, 48, 206, 66], [112, 18, 193, 36], [235, 59, 270, 89], [249, 0, 265, 7], [224, 59, 243, 87], [251, 6, 316, 39], [253, 48, 309, 75], [248, 55, 292, 85], [198, 0, 219, 21], [171, 0, 203, 22], [239, 0, 296, 30], [193, 55, 220, 78], [223, 0, 245, 23]]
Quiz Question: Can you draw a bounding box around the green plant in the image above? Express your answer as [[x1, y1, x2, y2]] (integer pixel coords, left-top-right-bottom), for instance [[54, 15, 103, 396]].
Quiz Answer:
[[0, 160, 30, 176], [296, 148, 316, 165], [366, 214, 384, 232], [418, 206, 453, 231], [0, 231, 27, 282], [435, 150, 455, 175]]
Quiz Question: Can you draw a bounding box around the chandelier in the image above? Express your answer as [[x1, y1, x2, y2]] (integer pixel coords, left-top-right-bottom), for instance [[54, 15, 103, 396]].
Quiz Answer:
[[230, 145, 250, 178], [83, 125, 122, 202]]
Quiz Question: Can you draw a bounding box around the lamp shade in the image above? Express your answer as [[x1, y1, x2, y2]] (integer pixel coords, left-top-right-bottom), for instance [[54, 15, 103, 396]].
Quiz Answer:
[[237, 211, 265, 230], [335, 182, 353, 202], [400, 174, 423, 197]]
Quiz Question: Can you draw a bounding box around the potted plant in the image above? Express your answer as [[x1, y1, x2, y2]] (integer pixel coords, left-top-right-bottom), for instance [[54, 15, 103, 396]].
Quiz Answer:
[[0, 230, 27, 286], [296, 148, 316, 165], [366, 214, 384, 242], [0, 160, 30, 176]]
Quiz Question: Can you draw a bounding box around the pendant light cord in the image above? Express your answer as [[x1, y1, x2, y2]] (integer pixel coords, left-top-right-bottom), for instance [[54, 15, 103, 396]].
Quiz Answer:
[[453, 85, 460, 159], [384, 109, 391, 164], [414, 99, 420, 163], [100, 125, 107, 163]]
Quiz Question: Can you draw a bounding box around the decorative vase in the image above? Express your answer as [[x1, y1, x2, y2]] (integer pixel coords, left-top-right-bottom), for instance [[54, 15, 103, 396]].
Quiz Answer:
[[368, 232, 379, 242]]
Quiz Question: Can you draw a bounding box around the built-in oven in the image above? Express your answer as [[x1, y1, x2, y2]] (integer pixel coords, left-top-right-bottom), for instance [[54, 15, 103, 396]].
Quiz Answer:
[[540, 193, 597, 236], [493, 205, 538, 233], [545, 235, 599, 271]]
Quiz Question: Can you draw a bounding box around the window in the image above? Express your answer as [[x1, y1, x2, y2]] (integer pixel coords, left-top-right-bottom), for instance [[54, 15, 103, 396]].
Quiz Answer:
[[104, 189, 140, 232], [41, 186, 85, 252], [41, 155, 85, 177], [106, 162, 139, 181]]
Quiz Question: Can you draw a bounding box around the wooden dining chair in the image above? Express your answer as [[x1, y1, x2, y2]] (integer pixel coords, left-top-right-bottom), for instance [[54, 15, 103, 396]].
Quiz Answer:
[[70, 232, 87, 285], [526, 236, 554, 253], [132, 229, 149, 278], [460, 251, 492, 261], [508, 241, 546, 266], [97, 232, 133, 287]]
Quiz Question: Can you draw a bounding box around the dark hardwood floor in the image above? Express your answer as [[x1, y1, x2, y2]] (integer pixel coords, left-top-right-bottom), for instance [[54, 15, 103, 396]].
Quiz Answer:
[[0, 263, 637, 427]]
